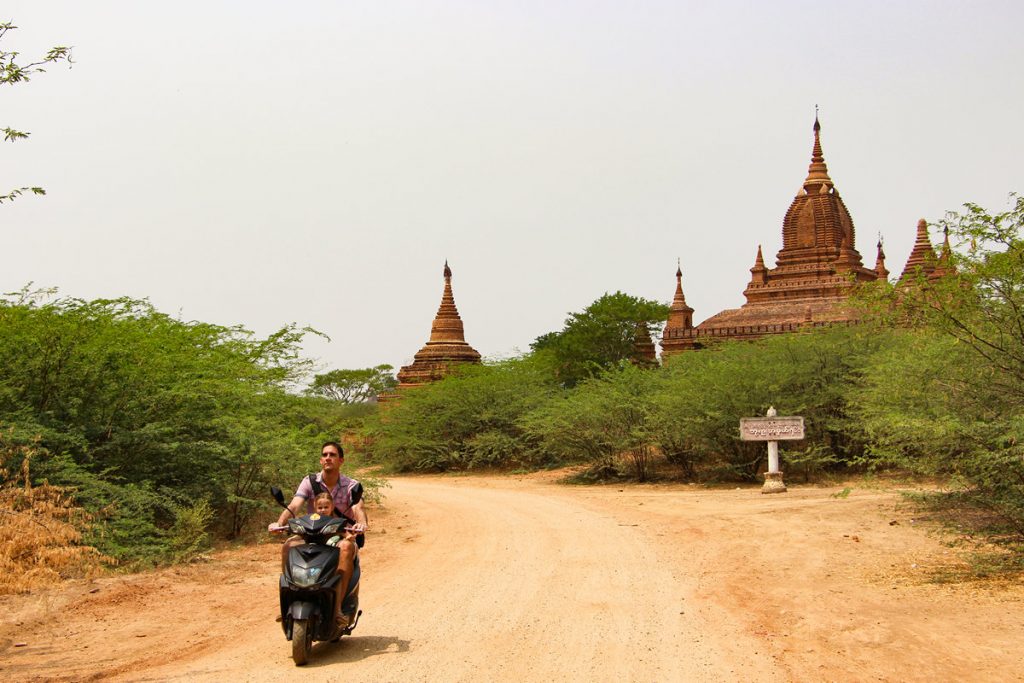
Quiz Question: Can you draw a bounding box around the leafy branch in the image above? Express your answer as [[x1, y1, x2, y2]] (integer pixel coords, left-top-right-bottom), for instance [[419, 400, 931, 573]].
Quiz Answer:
[[1, 20, 73, 204]]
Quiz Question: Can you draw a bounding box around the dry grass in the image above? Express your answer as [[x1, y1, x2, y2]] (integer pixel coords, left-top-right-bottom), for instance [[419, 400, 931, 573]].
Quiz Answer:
[[0, 444, 111, 595]]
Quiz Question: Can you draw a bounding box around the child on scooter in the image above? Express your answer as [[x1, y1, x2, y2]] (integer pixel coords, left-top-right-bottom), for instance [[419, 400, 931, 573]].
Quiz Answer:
[[313, 492, 343, 547], [313, 491, 335, 517]]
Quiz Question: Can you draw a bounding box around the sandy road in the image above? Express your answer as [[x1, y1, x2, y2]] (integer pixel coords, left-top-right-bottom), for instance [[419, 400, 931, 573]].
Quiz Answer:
[[127, 477, 776, 681], [2, 475, 1023, 682]]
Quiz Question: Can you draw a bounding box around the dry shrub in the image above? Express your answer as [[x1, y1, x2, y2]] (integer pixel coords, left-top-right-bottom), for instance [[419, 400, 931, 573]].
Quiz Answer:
[[0, 447, 112, 595]]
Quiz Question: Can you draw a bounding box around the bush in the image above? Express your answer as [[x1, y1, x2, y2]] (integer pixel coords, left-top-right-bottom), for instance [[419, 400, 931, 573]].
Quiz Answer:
[[365, 355, 559, 472], [0, 290, 346, 563]]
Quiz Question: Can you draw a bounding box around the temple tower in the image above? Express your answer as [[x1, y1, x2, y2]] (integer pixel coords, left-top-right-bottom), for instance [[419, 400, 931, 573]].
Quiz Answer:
[[874, 239, 890, 282], [668, 116, 878, 349], [395, 261, 482, 388], [897, 219, 956, 283], [898, 219, 939, 281], [660, 262, 697, 355]]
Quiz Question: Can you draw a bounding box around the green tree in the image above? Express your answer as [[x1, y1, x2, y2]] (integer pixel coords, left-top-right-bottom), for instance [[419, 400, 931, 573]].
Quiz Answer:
[[365, 355, 559, 472], [520, 363, 658, 481], [0, 289, 333, 561], [651, 326, 884, 482], [1, 21, 73, 203], [308, 365, 397, 403], [532, 291, 669, 386], [854, 194, 1024, 547]]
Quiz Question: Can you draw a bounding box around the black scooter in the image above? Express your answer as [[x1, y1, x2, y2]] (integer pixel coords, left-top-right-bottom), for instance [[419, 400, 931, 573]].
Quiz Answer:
[[270, 487, 362, 666]]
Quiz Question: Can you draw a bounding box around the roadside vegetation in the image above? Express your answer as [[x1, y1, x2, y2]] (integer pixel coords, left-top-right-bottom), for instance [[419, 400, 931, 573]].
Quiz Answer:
[[0, 290, 372, 588]]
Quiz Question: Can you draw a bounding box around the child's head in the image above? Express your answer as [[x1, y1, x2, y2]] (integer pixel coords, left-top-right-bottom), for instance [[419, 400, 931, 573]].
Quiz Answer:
[[313, 492, 334, 516]]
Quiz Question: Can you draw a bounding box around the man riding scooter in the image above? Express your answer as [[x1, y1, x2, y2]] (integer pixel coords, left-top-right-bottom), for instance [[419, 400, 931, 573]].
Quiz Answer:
[[269, 441, 368, 629]]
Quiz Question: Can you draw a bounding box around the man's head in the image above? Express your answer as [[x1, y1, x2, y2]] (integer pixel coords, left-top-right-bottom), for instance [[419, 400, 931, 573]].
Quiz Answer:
[[320, 440, 344, 473], [313, 492, 334, 516]]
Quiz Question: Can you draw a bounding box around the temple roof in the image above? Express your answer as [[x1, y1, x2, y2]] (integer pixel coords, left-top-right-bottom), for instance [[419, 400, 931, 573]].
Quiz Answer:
[[770, 116, 869, 277]]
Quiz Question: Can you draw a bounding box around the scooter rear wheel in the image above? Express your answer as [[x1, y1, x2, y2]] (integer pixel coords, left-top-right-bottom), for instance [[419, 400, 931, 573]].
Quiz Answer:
[[292, 618, 312, 666]]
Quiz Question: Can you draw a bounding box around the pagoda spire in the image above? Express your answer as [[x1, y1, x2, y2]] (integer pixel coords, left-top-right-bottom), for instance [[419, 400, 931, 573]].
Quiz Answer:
[[931, 226, 957, 279], [429, 259, 463, 342], [803, 113, 834, 193], [874, 237, 889, 281], [665, 259, 694, 330], [899, 218, 938, 281], [748, 245, 768, 285]]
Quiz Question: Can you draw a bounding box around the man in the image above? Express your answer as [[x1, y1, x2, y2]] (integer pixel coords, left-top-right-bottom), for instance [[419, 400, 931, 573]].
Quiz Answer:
[[270, 441, 368, 627]]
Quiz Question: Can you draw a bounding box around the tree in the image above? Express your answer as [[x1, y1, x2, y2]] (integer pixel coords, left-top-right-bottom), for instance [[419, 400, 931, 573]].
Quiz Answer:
[[307, 365, 398, 403], [520, 363, 658, 481], [903, 193, 1024, 406], [531, 291, 669, 386], [0, 289, 337, 561], [853, 194, 1024, 547], [364, 355, 559, 472], [1, 21, 73, 203]]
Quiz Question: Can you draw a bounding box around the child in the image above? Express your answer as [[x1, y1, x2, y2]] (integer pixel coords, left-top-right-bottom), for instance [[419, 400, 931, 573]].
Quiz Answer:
[[313, 491, 335, 517], [313, 492, 344, 547]]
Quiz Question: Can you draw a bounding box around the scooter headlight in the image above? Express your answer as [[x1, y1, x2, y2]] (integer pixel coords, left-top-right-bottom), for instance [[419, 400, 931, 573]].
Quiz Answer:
[[287, 519, 303, 535], [291, 565, 322, 588], [322, 522, 343, 536]]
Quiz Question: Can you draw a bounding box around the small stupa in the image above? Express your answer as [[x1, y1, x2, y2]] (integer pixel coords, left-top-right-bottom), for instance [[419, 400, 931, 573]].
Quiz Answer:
[[630, 322, 658, 367], [395, 261, 482, 389], [659, 261, 695, 356], [898, 219, 939, 281]]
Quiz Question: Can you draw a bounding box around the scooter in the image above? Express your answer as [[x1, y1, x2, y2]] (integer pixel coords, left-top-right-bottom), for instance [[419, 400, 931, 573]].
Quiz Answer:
[[270, 486, 362, 666]]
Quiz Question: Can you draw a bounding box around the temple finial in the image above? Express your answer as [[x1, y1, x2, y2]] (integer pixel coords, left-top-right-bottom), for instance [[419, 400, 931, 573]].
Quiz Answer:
[[443, 259, 452, 279], [803, 110, 832, 191], [874, 234, 889, 281], [676, 257, 682, 278]]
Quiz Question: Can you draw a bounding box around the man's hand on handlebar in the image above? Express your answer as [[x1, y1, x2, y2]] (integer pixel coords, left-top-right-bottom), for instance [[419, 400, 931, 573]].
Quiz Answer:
[[268, 523, 288, 534]]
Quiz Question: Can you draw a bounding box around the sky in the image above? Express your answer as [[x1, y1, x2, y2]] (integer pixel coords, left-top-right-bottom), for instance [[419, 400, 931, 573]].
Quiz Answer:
[[5, 1, 1023, 377]]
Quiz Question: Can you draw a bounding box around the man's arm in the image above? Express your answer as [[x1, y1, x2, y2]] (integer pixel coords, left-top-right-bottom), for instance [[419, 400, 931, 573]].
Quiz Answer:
[[349, 499, 368, 532]]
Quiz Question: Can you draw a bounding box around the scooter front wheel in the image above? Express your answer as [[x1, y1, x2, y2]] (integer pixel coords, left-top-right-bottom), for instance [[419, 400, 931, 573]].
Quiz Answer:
[[292, 618, 312, 666]]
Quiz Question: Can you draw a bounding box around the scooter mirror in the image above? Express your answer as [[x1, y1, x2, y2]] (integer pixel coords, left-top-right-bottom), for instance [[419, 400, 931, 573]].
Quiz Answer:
[[270, 486, 286, 506]]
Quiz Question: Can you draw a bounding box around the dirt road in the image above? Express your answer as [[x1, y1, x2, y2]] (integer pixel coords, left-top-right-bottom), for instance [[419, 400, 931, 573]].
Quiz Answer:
[[2, 475, 1022, 682]]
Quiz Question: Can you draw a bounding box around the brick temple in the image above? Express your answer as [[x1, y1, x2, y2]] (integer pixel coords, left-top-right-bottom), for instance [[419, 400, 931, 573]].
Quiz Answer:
[[662, 116, 890, 355], [394, 261, 482, 389]]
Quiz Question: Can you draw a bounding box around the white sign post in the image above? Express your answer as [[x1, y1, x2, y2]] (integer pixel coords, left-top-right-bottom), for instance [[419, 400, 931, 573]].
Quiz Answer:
[[739, 406, 804, 494]]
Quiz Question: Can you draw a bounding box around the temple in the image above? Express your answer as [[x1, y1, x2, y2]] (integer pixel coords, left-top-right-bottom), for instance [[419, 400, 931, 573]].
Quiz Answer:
[[661, 116, 888, 355], [394, 261, 482, 389]]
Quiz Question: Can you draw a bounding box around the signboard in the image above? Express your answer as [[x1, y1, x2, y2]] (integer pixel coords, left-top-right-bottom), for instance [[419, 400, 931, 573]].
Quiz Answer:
[[739, 416, 804, 441]]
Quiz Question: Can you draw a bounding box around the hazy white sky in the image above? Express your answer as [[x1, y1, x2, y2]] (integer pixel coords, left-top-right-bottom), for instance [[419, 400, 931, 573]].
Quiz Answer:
[[5, 1, 1022, 375]]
